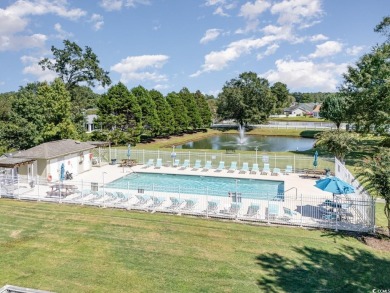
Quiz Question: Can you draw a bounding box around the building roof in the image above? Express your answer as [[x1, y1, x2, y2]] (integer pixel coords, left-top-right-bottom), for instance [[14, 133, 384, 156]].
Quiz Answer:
[[284, 103, 318, 113], [0, 157, 36, 168], [313, 104, 321, 112], [13, 139, 96, 160]]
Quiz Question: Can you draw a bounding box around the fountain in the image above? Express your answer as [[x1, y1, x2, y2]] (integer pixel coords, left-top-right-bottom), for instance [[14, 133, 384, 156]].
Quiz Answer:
[[237, 124, 248, 145]]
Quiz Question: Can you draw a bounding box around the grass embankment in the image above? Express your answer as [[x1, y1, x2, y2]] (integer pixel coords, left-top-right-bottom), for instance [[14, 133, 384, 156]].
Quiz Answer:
[[0, 200, 389, 292]]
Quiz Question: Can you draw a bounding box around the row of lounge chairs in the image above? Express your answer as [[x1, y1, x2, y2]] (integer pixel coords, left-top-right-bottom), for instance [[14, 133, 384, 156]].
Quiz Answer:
[[142, 159, 293, 175]]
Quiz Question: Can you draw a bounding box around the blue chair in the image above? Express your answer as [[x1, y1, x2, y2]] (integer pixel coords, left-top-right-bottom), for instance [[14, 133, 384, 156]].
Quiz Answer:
[[191, 160, 202, 171], [179, 159, 190, 170], [284, 165, 293, 175], [227, 161, 237, 173], [142, 159, 154, 168], [239, 162, 249, 174], [250, 163, 259, 174], [173, 159, 180, 167], [262, 163, 270, 175], [202, 161, 212, 172], [154, 158, 163, 169], [271, 168, 281, 176], [215, 161, 225, 172]]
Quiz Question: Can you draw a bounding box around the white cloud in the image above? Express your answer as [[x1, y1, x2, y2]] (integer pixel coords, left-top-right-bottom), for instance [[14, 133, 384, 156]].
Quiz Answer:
[[0, 1, 86, 52], [0, 34, 47, 51], [89, 14, 104, 31], [263, 59, 348, 91], [111, 55, 169, 83], [99, 0, 150, 11], [271, 0, 323, 26], [54, 23, 73, 39], [310, 34, 328, 42], [309, 40, 343, 58], [200, 29, 223, 44], [21, 55, 57, 82], [257, 43, 279, 59], [239, 0, 271, 20], [205, 0, 235, 16], [346, 45, 364, 56]]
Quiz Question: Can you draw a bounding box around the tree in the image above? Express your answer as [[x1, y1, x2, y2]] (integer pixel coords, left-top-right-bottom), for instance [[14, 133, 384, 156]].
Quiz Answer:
[[319, 95, 348, 130], [149, 89, 175, 136], [193, 90, 212, 127], [39, 40, 111, 90], [131, 86, 161, 136], [355, 148, 390, 234], [178, 88, 202, 129], [374, 16, 390, 41], [271, 82, 290, 113], [217, 72, 276, 126], [314, 131, 359, 162], [96, 82, 142, 144], [166, 92, 189, 133], [340, 18, 390, 134]]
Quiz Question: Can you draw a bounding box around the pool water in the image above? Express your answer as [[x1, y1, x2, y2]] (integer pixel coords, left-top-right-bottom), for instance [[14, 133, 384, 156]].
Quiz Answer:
[[106, 173, 284, 200]]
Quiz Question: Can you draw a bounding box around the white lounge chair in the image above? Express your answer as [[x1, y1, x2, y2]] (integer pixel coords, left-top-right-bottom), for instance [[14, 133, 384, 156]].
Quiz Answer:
[[239, 162, 249, 174], [154, 158, 163, 169], [179, 159, 190, 170], [191, 160, 202, 171], [227, 161, 237, 173], [142, 159, 154, 169], [261, 163, 271, 175], [215, 161, 225, 172], [202, 161, 212, 172], [250, 163, 259, 174], [284, 165, 293, 175]]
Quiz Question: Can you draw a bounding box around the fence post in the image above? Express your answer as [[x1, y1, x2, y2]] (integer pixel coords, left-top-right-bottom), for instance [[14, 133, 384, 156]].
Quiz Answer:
[[293, 155, 296, 173], [300, 193, 303, 227]]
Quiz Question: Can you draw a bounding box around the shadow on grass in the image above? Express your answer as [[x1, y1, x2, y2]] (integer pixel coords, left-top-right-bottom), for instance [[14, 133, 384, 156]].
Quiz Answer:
[[256, 245, 390, 292]]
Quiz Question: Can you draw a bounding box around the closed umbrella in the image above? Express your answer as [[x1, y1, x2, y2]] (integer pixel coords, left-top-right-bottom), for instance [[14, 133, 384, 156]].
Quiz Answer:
[[60, 163, 65, 182], [127, 144, 131, 161], [313, 151, 318, 169]]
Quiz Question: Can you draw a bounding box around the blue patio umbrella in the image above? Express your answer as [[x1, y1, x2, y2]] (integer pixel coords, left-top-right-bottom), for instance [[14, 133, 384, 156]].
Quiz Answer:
[[315, 176, 355, 199], [60, 163, 65, 182], [313, 151, 319, 169]]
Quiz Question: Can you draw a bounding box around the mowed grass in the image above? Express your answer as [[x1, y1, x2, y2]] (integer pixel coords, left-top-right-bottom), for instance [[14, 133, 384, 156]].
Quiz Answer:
[[1, 200, 389, 293]]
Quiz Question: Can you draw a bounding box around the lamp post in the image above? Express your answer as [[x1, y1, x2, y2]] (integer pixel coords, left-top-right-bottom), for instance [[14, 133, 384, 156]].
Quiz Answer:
[[255, 146, 258, 164]]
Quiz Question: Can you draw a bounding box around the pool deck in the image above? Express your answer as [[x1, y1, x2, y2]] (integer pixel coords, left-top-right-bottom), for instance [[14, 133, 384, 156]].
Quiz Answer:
[[74, 163, 331, 198]]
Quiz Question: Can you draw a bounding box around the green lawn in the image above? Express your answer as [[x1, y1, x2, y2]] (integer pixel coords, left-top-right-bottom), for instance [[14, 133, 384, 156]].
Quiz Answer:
[[376, 202, 388, 229], [1, 200, 389, 292]]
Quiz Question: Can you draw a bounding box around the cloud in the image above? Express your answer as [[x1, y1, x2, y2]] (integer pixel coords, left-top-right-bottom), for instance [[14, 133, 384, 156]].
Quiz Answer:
[[0, 1, 86, 52], [239, 0, 271, 20], [0, 34, 47, 51], [89, 14, 104, 31], [257, 43, 279, 59], [346, 45, 364, 56], [263, 59, 348, 91], [310, 34, 328, 42], [271, 0, 323, 26], [200, 29, 223, 44], [54, 23, 73, 39], [309, 40, 343, 58], [99, 0, 150, 11], [204, 0, 235, 16], [111, 55, 169, 83], [21, 55, 57, 82]]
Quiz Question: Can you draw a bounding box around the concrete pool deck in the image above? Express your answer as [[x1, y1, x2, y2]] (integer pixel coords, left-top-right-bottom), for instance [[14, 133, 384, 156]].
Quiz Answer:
[[72, 163, 331, 198]]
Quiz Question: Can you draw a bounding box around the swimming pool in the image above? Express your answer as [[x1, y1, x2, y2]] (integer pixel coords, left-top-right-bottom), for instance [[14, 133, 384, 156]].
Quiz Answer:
[[106, 173, 284, 200]]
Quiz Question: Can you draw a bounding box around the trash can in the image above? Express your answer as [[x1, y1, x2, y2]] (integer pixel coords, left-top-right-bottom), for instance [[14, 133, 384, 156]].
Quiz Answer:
[[91, 182, 98, 192], [111, 159, 117, 165]]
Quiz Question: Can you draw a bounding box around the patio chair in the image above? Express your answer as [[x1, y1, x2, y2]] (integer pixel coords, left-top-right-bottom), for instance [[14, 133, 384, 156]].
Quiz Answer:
[[239, 162, 249, 174], [261, 163, 271, 175], [131, 194, 151, 208], [245, 204, 260, 218], [206, 200, 219, 214], [227, 161, 237, 173], [250, 163, 259, 174], [154, 158, 163, 169], [201, 161, 212, 172], [267, 203, 280, 220], [284, 165, 293, 175], [191, 159, 202, 171], [221, 202, 241, 216], [179, 159, 190, 170], [172, 159, 180, 167], [180, 198, 198, 211], [142, 159, 154, 169], [281, 207, 300, 221], [149, 195, 166, 211], [168, 197, 185, 210], [214, 161, 225, 172], [271, 168, 282, 176]]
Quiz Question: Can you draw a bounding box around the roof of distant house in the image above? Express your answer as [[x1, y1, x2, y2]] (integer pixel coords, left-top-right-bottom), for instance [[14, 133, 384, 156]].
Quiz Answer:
[[13, 139, 96, 160], [284, 103, 319, 113]]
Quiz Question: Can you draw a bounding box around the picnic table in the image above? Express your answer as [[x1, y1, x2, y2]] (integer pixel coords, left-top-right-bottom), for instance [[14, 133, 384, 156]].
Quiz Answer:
[[47, 183, 78, 197]]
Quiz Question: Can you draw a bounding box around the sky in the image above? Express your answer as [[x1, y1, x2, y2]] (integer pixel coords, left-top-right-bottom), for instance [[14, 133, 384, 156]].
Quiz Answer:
[[0, 0, 389, 96]]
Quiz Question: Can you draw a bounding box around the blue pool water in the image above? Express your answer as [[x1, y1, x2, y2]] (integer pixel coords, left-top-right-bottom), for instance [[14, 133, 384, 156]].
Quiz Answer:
[[106, 173, 284, 200]]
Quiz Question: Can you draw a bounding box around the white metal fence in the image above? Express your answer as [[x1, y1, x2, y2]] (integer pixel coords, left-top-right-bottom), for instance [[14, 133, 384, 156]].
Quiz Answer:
[[1, 173, 375, 233], [103, 149, 335, 174]]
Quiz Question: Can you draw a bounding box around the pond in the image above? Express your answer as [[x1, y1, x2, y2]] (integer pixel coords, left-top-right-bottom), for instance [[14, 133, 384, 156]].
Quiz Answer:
[[175, 134, 316, 151]]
